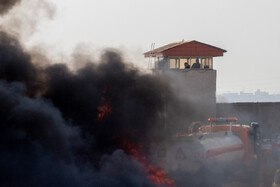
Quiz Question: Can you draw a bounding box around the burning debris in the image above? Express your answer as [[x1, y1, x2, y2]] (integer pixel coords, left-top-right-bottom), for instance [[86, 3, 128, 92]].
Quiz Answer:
[[122, 140, 175, 186]]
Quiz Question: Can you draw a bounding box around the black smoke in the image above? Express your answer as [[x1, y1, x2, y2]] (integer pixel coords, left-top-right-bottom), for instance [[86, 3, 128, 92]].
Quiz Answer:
[[0, 0, 21, 15], [0, 31, 43, 96], [0, 31, 182, 186]]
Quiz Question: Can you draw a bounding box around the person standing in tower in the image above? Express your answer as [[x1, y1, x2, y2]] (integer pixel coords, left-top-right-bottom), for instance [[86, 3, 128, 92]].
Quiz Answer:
[[191, 58, 201, 68]]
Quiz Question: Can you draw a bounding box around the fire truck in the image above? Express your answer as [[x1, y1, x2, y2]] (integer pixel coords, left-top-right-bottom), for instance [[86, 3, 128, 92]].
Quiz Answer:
[[154, 117, 262, 185], [161, 118, 261, 172]]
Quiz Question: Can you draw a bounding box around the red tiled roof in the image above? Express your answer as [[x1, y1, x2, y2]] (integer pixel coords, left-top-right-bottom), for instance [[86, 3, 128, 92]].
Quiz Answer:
[[144, 40, 227, 58]]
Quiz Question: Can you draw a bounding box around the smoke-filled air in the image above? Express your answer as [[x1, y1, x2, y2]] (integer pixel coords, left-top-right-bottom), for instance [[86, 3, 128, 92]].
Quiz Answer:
[[0, 27, 193, 186], [0, 0, 21, 15], [0, 1, 188, 186], [3, 0, 278, 187]]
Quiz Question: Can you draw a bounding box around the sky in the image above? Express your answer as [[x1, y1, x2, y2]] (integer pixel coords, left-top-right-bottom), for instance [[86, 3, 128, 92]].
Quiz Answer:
[[3, 0, 280, 94]]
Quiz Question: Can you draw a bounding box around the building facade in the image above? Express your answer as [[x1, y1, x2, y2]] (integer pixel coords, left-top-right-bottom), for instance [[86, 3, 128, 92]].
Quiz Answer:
[[144, 40, 226, 121]]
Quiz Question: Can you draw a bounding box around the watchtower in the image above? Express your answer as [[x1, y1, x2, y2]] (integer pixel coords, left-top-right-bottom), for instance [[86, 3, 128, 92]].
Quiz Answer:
[[144, 40, 226, 120]]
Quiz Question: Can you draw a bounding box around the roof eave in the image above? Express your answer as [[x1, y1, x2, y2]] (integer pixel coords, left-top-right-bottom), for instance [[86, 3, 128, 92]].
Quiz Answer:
[[144, 52, 164, 58]]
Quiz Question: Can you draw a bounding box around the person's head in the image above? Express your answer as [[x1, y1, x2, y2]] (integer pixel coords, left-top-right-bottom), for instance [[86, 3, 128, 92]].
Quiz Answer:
[[196, 58, 199, 63], [184, 62, 188, 67]]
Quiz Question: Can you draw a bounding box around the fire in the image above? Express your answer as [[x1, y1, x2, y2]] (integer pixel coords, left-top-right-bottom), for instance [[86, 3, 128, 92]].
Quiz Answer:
[[97, 97, 112, 121], [97, 87, 112, 121], [122, 140, 175, 186]]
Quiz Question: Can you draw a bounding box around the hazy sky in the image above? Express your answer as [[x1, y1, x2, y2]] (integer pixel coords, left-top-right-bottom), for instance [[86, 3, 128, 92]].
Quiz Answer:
[[10, 0, 280, 94]]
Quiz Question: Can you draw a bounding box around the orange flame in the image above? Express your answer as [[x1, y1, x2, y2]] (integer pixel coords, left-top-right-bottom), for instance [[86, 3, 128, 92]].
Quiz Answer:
[[97, 86, 112, 121], [97, 97, 112, 121], [122, 140, 175, 186]]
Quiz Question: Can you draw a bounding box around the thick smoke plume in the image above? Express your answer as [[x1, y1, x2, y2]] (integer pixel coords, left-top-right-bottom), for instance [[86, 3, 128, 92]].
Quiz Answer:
[[0, 0, 21, 15], [0, 30, 184, 186], [0, 0, 56, 43]]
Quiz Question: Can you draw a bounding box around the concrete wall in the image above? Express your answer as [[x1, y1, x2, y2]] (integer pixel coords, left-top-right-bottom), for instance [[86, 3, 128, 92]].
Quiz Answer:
[[163, 69, 216, 121], [217, 102, 280, 137]]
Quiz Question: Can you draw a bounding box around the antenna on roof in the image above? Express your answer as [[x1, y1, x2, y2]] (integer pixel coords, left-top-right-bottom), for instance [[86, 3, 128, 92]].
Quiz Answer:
[[148, 43, 155, 69]]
